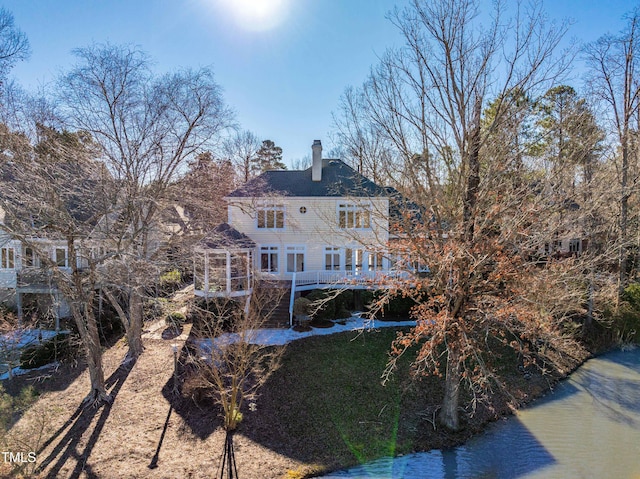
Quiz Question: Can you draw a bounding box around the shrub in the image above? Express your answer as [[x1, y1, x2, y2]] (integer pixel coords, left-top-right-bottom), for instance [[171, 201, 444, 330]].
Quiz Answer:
[[385, 295, 416, 318], [306, 290, 336, 320], [160, 269, 182, 285], [165, 311, 187, 329], [334, 290, 354, 318], [192, 298, 241, 333], [360, 290, 375, 310], [158, 269, 183, 296], [301, 290, 359, 320], [293, 297, 312, 317], [622, 283, 640, 310], [595, 285, 640, 346], [20, 333, 76, 370]]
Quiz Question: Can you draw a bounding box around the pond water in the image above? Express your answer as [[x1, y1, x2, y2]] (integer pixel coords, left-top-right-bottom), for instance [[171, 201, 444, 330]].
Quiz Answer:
[[318, 348, 640, 479]]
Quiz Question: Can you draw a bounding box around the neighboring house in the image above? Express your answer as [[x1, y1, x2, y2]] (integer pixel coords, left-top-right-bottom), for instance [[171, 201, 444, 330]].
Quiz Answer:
[[538, 237, 586, 258], [194, 140, 410, 326], [0, 207, 72, 327], [535, 199, 589, 259]]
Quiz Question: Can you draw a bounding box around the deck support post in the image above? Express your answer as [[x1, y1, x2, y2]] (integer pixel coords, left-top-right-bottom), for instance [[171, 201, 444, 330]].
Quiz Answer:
[[16, 291, 23, 325]]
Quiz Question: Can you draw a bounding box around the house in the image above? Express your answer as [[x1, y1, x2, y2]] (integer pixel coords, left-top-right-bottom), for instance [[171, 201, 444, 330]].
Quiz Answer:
[[194, 140, 410, 326], [0, 207, 72, 327]]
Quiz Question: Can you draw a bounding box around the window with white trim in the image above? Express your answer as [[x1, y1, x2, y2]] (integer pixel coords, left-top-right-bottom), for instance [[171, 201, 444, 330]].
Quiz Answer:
[[260, 246, 279, 273], [324, 247, 340, 271], [338, 203, 371, 229], [23, 246, 35, 267], [367, 252, 385, 271], [569, 239, 581, 253], [257, 205, 285, 229], [286, 245, 305, 273], [55, 247, 68, 267], [345, 248, 364, 272], [1, 247, 15, 269]]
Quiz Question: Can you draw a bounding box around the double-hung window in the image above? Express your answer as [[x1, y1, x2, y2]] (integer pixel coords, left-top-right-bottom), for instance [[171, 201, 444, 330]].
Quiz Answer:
[[338, 203, 371, 229], [257, 204, 285, 229], [55, 247, 68, 267], [1, 247, 15, 269], [345, 248, 364, 273], [260, 246, 279, 273], [324, 247, 340, 271], [286, 246, 305, 273], [367, 251, 385, 271], [23, 246, 39, 267], [569, 239, 581, 253]]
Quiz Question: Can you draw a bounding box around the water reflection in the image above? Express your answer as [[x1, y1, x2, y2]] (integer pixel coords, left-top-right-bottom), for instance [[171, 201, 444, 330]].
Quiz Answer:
[[318, 348, 640, 479], [322, 416, 555, 479]]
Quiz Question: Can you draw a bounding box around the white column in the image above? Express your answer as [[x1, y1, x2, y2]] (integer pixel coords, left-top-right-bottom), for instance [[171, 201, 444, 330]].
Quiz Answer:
[[246, 251, 251, 291], [16, 291, 23, 326], [53, 292, 60, 331], [226, 251, 231, 295], [203, 253, 209, 297]]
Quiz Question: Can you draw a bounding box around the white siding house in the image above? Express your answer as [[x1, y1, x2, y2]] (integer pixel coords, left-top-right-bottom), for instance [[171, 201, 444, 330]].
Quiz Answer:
[[194, 140, 406, 325], [226, 195, 390, 278], [0, 226, 73, 325]]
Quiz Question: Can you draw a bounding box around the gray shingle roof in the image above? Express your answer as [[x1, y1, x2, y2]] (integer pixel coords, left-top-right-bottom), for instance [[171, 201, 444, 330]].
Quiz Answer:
[[200, 223, 256, 249], [227, 159, 388, 198]]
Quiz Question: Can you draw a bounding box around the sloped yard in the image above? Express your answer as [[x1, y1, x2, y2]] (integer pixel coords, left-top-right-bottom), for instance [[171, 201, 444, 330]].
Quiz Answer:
[[1, 321, 585, 479]]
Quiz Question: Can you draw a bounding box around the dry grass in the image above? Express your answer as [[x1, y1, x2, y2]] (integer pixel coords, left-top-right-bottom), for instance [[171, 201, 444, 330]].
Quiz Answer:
[[1, 327, 306, 479]]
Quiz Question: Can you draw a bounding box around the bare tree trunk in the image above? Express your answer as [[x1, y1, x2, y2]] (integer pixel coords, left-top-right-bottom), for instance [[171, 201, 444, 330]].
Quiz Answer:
[[103, 287, 144, 360], [618, 135, 630, 302], [68, 299, 110, 405], [439, 345, 461, 431], [462, 99, 482, 243], [84, 306, 110, 404], [440, 97, 480, 430], [126, 285, 145, 359], [65, 239, 112, 405]]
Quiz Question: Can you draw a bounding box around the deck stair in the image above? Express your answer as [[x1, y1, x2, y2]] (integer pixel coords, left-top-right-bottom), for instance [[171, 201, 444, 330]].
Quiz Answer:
[[252, 280, 291, 329]]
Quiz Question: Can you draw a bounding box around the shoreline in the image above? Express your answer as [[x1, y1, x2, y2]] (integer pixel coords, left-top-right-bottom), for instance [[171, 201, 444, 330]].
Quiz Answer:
[[1, 321, 599, 479]]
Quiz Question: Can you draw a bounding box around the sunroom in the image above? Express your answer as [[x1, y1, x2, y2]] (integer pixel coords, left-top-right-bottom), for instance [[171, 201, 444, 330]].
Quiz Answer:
[[194, 223, 255, 298]]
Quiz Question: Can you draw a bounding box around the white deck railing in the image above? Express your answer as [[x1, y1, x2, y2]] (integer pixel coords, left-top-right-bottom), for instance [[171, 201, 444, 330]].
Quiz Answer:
[[288, 269, 409, 326], [294, 270, 406, 288]]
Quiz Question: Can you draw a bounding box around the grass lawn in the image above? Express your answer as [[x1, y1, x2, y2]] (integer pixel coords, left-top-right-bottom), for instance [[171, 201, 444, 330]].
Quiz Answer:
[[247, 327, 438, 473], [245, 325, 585, 477]]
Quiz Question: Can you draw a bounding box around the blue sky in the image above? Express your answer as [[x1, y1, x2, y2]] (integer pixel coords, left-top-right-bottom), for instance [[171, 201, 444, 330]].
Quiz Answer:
[[4, 0, 637, 166]]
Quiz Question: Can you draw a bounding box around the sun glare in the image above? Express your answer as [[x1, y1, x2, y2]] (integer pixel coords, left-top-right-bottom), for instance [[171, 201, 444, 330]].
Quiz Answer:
[[221, 0, 289, 32]]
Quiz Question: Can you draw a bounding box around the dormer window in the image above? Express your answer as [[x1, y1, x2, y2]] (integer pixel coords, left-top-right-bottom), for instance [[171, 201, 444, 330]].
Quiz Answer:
[[338, 203, 371, 229], [257, 205, 285, 229]]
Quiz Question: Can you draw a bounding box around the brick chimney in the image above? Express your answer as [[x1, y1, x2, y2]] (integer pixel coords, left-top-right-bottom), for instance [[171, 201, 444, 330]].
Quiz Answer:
[[312, 140, 322, 182]]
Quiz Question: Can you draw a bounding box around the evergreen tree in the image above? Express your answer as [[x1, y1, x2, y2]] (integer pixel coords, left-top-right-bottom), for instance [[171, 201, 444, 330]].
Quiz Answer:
[[255, 139, 286, 172]]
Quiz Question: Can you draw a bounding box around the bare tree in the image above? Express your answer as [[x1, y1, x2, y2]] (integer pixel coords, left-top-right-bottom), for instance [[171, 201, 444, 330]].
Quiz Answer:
[[289, 154, 311, 171], [332, 86, 400, 186], [0, 7, 29, 84], [223, 130, 261, 183], [584, 9, 640, 299], [339, 0, 596, 432], [183, 286, 284, 478], [58, 43, 235, 359], [0, 8, 30, 132], [0, 124, 116, 405]]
